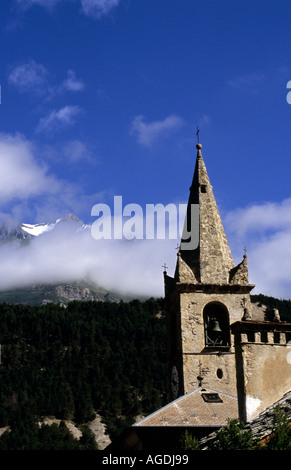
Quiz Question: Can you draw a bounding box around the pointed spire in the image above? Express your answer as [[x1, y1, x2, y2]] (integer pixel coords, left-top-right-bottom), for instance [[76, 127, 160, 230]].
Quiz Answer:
[[178, 142, 235, 284], [174, 250, 197, 283], [229, 253, 249, 285]]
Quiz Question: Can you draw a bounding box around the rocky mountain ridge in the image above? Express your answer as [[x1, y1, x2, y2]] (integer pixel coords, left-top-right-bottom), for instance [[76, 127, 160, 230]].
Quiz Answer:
[[0, 281, 127, 306]]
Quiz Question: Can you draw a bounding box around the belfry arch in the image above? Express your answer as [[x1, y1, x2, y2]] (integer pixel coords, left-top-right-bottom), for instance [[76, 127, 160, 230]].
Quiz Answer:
[[203, 302, 230, 348]]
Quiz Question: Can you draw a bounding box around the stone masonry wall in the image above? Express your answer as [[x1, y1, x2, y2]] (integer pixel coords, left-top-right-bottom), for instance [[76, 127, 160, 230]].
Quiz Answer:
[[179, 291, 251, 395], [234, 329, 291, 422]]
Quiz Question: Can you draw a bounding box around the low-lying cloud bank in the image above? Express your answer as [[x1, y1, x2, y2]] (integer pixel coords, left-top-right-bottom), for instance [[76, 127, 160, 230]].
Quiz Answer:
[[0, 223, 176, 298], [1, 190, 291, 300]]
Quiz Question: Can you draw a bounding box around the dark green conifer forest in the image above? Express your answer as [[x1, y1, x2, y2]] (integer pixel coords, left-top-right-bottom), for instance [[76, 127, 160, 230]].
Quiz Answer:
[[0, 298, 167, 449], [0, 294, 290, 450]]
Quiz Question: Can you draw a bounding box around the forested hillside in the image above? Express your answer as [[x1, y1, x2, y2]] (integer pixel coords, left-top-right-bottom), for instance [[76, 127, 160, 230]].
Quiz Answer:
[[0, 293, 290, 450], [251, 294, 291, 321], [0, 298, 167, 449]]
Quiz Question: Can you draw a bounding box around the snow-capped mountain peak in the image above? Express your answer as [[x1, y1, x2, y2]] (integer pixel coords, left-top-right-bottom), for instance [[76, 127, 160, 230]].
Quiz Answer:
[[0, 214, 88, 241], [21, 221, 59, 237]]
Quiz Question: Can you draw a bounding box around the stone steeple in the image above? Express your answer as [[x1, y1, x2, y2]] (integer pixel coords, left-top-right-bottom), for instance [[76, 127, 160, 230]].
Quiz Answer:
[[175, 143, 235, 285], [165, 141, 255, 399]]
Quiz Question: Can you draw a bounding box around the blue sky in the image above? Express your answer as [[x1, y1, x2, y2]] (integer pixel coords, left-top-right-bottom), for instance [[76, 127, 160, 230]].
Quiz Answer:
[[1, 0, 291, 299]]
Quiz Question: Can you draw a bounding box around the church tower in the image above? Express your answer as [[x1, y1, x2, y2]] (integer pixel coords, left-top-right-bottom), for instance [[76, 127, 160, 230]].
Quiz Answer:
[[164, 142, 255, 400]]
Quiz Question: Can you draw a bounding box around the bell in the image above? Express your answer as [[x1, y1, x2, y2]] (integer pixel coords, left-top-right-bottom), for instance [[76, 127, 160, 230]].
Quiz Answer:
[[210, 320, 222, 333]]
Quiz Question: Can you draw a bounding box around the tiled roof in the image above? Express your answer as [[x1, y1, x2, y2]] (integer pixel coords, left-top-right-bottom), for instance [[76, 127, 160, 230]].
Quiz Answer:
[[134, 387, 239, 428], [199, 390, 291, 449]]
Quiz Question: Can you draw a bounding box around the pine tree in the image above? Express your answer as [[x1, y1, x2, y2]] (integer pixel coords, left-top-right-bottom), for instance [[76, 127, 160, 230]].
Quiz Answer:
[[265, 406, 291, 450], [180, 430, 199, 450], [211, 419, 254, 450]]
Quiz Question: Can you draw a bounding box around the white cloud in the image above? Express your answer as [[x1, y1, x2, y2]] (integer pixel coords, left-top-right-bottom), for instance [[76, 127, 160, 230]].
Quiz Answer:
[[227, 72, 265, 90], [130, 114, 184, 147], [0, 133, 59, 203], [224, 198, 291, 299], [61, 69, 85, 92], [247, 230, 291, 299], [36, 105, 83, 134], [0, 223, 173, 298], [62, 139, 93, 163], [80, 0, 120, 18], [8, 62, 85, 100], [0, 132, 101, 222], [15, 0, 121, 18], [224, 198, 291, 238], [2, 187, 291, 300], [8, 60, 49, 94]]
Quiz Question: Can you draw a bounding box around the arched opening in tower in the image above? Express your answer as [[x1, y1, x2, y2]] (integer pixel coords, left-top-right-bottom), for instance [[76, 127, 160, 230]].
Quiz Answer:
[[203, 302, 230, 348]]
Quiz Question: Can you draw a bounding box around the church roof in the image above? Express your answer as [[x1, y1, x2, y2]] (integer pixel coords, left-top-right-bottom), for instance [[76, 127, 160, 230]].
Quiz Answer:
[[198, 390, 291, 449], [134, 386, 239, 428]]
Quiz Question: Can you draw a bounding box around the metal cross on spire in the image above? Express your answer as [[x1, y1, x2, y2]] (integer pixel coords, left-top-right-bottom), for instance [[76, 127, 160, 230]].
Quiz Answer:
[[197, 360, 204, 387], [196, 126, 200, 144], [198, 359, 202, 375], [162, 263, 168, 273]]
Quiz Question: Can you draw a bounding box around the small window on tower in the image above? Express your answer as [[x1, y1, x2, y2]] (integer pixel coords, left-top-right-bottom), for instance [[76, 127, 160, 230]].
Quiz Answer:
[[216, 368, 223, 379], [200, 185, 207, 193]]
